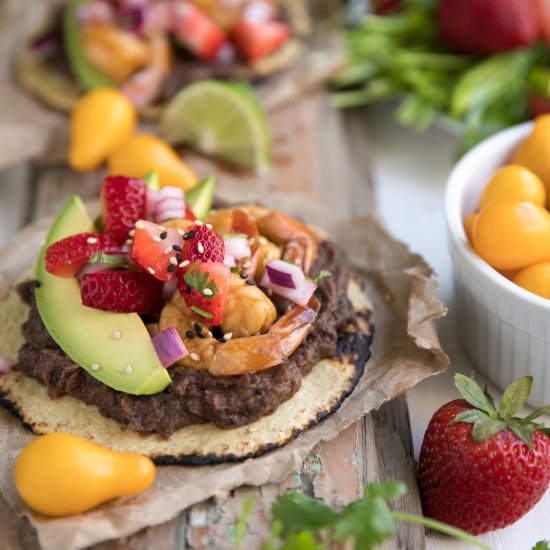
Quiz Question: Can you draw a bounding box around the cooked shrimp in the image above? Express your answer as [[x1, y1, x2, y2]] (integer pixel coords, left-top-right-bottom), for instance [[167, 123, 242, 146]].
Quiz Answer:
[[221, 274, 276, 337], [257, 210, 318, 274], [159, 287, 319, 376], [254, 238, 281, 280], [122, 31, 172, 107]]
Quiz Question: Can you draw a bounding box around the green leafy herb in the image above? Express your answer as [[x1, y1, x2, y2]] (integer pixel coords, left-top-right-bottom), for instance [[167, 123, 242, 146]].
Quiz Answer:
[[532, 541, 550, 550], [234, 496, 256, 550], [309, 270, 332, 284], [231, 267, 240, 274], [263, 481, 491, 550], [190, 306, 214, 319], [87, 253, 128, 266], [184, 261, 218, 300]]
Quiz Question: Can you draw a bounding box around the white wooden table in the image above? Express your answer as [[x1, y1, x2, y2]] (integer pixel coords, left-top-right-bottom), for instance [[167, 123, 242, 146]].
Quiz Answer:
[[0, 103, 548, 549]]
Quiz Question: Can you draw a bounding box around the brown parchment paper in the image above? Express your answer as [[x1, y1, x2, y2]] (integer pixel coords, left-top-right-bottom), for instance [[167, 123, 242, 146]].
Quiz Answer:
[[0, 204, 448, 550]]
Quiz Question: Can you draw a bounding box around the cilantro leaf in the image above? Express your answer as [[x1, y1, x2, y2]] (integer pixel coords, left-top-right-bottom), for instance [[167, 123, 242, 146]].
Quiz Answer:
[[309, 270, 332, 285], [183, 261, 218, 300], [87, 253, 128, 266], [271, 491, 338, 537]]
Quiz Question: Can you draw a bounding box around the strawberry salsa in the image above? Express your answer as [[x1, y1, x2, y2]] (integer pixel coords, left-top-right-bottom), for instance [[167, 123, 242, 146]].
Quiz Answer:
[[13, 174, 367, 435]]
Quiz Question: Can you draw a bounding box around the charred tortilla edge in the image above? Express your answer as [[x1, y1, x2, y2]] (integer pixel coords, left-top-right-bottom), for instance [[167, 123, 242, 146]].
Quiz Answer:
[[0, 280, 373, 465]]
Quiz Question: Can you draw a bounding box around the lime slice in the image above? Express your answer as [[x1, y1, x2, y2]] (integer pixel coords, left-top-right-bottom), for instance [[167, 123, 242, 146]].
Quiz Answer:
[[159, 80, 271, 174]]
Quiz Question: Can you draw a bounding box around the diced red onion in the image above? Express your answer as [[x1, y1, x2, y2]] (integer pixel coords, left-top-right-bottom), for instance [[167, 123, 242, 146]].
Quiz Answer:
[[224, 254, 236, 267], [77, 1, 115, 25], [243, 1, 276, 22], [0, 357, 14, 376], [260, 272, 317, 306], [264, 259, 305, 289], [152, 327, 188, 368], [146, 187, 186, 223], [224, 236, 251, 261]]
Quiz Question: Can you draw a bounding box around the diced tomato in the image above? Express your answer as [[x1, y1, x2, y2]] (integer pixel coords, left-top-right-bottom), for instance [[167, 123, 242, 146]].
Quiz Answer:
[[178, 261, 230, 325], [131, 220, 183, 282], [231, 19, 290, 62]]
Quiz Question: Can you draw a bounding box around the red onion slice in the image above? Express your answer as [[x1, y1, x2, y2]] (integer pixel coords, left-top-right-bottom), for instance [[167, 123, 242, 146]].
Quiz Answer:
[[147, 186, 186, 223], [264, 259, 305, 289], [224, 236, 251, 261], [152, 327, 188, 368], [260, 272, 317, 306]]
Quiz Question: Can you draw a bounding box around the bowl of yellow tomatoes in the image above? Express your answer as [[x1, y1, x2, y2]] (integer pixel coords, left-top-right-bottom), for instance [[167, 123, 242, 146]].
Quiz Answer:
[[446, 116, 550, 408]]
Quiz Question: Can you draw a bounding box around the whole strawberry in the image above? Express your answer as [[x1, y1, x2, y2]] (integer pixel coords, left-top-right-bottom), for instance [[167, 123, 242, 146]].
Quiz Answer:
[[438, 0, 540, 55], [418, 374, 550, 535]]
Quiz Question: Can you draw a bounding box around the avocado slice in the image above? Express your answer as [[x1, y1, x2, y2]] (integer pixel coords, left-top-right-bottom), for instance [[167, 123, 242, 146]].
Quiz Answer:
[[186, 176, 215, 220], [142, 170, 160, 191], [64, 0, 115, 90], [35, 196, 171, 395]]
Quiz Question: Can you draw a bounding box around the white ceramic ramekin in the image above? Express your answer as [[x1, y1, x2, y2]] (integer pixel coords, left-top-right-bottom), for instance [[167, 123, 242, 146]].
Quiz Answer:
[[445, 121, 550, 408]]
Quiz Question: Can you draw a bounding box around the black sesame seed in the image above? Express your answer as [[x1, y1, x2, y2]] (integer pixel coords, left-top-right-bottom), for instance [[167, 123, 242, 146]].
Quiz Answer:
[[185, 330, 195, 339], [176, 253, 182, 262], [197, 332, 205, 339], [172, 245, 182, 251], [240, 273, 249, 279], [185, 285, 191, 294], [183, 230, 196, 240], [160, 231, 168, 240], [245, 279, 255, 286], [167, 264, 175, 273], [194, 322, 202, 332]]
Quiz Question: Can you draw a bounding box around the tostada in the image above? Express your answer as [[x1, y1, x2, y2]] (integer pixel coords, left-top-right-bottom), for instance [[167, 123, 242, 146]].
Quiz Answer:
[[17, 0, 310, 116], [0, 174, 373, 464]]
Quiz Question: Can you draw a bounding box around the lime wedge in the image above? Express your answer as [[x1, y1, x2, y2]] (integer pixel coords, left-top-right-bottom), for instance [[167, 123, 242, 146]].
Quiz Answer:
[[159, 80, 271, 174]]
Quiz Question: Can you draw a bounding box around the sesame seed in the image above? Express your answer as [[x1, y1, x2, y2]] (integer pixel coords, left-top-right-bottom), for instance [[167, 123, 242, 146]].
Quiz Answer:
[[159, 226, 166, 232], [91, 363, 101, 371], [295, 258, 302, 266], [129, 229, 135, 237], [113, 330, 122, 340], [86, 237, 98, 244], [148, 267, 156, 275], [197, 242, 204, 254], [240, 273, 249, 279], [190, 353, 199, 362], [170, 257, 178, 265], [152, 235, 162, 242], [126, 239, 133, 246], [194, 322, 202, 332], [163, 246, 172, 254], [177, 228, 185, 236], [186, 330, 195, 339], [179, 260, 190, 268], [167, 264, 175, 273], [135, 221, 144, 229], [195, 220, 204, 226], [203, 288, 213, 296], [125, 364, 133, 374], [206, 223, 212, 229], [197, 331, 205, 339], [160, 231, 168, 240], [185, 285, 191, 294], [223, 332, 233, 340], [176, 253, 182, 262], [207, 330, 213, 337], [172, 245, 182, 251], [246, 279, 255, 286], [243, 260, 252, 268]]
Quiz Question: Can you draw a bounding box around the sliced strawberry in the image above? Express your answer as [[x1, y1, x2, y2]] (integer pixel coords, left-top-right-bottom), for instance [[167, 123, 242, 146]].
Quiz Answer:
[[45, 232, 120, 278], [102, 176, 147, 243], [131, 220, 183, 282], [81, 271, 163, 314], [182, 224, 224, 264], [178, 261, 230, 325], [231, 19, 290, 62], [172, 1, 228, 61]]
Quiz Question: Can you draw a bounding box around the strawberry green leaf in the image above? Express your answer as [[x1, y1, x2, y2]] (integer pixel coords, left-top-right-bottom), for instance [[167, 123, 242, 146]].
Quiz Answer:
[[271, 491, 338, 537], [510, 423, 535, 450], [523, 405, 550, 423], [334, 497, 396, 549], [454, 374, 495, 415], [471, 417, 506, 443], [499, 376, 533, 419], [366, 481, 407, 501], [483, 385, 496, 410], [452, 409, 486, 425]]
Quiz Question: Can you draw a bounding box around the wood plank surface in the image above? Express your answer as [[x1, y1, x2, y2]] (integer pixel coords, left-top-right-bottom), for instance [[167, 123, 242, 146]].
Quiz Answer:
[[0, 93, 425, 549]]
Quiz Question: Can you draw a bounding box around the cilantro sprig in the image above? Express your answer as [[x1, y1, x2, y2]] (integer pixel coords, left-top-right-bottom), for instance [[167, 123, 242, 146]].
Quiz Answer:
[[183, 260, 218, 300], [234, 481, 492, 550]]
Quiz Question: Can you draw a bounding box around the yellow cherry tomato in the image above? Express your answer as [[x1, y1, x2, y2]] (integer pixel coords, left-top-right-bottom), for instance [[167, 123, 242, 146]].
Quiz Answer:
[[513, 115, 550, 208], [69, 88, 136, 172], [472, 200, 550, 270], [514, 262, 550, 299], [463, 212, 477, 243], [15, 433, 155, 517], [108, 133, 199, 191], [479, 165, 546, 209]]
